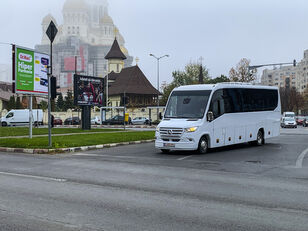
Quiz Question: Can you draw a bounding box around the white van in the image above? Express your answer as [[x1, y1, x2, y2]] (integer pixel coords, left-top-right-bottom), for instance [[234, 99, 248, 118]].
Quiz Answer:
[[1, 109, 43, 127], [155, 83, 281, 153], [282, 112, 295, 118]]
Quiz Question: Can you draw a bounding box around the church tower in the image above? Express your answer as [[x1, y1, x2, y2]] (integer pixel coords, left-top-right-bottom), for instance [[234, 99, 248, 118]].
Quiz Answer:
[[105, 37, 127, 73]]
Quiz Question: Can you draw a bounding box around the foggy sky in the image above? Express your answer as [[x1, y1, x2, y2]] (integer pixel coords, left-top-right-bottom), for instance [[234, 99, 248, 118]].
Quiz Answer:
[[1, 0, 308, 87]]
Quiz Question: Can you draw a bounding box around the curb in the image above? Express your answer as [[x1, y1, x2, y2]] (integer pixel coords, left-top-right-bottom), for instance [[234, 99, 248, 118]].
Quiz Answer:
[[0, 139, 155, 155]]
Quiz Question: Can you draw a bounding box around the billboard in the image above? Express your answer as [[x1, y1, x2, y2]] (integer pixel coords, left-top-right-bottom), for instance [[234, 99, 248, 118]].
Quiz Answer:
[[15, 46, 50, 95], [74, 74, 104, 106]]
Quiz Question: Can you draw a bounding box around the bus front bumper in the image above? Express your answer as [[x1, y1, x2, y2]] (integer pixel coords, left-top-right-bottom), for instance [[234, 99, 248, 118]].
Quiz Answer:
[[155, 139, 198, 151]]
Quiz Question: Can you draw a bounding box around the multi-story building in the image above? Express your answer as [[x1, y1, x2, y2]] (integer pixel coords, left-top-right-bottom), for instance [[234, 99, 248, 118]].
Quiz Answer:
[[35, 0, 133, 95], [261, 50, 308, 93]]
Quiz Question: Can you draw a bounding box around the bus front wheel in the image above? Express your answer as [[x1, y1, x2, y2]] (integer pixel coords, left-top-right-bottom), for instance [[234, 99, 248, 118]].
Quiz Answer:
[[198, 136, 208, 154]]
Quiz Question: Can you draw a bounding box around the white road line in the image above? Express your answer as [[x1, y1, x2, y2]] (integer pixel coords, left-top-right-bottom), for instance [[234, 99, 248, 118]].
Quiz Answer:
[[177, 155, 193, 161], [0, 171, 67, 182], [295, 147, 308, 168], [73, 153, 100, 157]]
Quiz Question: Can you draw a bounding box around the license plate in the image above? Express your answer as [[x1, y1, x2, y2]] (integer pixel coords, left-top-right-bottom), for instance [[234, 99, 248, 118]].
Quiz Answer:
[[163, 143, 175, 148]]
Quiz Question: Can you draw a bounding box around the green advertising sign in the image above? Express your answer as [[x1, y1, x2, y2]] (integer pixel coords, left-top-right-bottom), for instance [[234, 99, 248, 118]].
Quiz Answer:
[[15, 46, 49, 95]]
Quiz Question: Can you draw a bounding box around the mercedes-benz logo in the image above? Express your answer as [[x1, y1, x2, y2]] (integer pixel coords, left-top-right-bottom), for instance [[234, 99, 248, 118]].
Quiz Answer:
[[168, 130, 173, 134]]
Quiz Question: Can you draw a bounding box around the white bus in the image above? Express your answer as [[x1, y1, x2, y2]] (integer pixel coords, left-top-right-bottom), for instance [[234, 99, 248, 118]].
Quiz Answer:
[[155, 83, 281, 153]]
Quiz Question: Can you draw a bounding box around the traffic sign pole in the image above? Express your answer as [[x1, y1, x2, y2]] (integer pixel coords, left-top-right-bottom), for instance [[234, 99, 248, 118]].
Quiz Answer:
[[46, 21, 58, 148]]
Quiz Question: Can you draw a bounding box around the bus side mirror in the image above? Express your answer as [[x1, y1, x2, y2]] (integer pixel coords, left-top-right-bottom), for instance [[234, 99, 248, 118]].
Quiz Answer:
[[207, 111, 214, 122], [159, 112, 163, 120]]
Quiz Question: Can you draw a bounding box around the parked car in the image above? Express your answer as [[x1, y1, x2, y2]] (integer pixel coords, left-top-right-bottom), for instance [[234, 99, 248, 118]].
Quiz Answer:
[[53, 117, 63, 126], [102, 115, 131, 125], [64, 117, 81, 125], [296, 116, 305, 125], [91, 116, 101, 125], [303, 116, 308, 127], [281, 117, 297, 128], [131, 117, 150, 125]]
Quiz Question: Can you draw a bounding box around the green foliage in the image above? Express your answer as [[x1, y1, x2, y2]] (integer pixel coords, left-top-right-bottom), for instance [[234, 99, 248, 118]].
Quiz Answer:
[[160, 62, 231, 105], [40, 101, 48, 111], [206, 75, 230, 84], [160, 62, 210, 105], [64, 90, 74, 111], [56, 93, 64, 111], [7, 96, 16, 111], [15, 96, 22, 109]]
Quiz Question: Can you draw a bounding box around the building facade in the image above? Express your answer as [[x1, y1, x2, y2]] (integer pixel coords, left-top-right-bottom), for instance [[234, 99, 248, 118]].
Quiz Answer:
[[35, 0, 133, 95], [261, 50, 308, 93]]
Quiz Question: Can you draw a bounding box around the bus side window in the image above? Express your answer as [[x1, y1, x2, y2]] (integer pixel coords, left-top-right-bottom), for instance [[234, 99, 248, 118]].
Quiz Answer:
[[210, 90, 224, 119]]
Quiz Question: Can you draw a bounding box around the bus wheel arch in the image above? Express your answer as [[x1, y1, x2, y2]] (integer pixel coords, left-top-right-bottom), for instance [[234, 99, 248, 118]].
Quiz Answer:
[[198, 135, 210, 154], [256, 128, 265, 146]]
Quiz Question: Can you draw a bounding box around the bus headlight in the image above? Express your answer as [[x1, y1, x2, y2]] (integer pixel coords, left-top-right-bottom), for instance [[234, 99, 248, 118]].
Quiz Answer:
[[185, 126, 198, 132]]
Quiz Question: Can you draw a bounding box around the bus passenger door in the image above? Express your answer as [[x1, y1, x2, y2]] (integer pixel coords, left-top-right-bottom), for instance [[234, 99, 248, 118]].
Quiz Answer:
[[209, 90, 225, 148]]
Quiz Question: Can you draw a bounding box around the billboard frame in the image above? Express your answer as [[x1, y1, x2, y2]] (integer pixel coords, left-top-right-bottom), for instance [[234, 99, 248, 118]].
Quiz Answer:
[[14, 45, 50, 96]]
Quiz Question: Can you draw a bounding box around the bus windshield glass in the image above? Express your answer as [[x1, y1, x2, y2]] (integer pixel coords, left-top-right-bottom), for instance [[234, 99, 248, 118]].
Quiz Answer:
[[164, 90, 211, 119]]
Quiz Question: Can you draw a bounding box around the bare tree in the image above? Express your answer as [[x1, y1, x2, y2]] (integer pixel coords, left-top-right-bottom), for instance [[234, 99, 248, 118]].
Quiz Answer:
[[280, 87, 304, 113], [229, 58, 255, 82]]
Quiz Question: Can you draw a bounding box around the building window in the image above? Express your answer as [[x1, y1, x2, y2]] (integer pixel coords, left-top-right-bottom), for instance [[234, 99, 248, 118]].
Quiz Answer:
[[72, 26, 75, 34]]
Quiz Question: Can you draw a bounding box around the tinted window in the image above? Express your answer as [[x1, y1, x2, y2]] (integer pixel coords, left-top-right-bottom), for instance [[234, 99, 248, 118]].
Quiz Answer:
[[210, 88, 278, 117], [240, 89, 278, 112], [209, 90, 225, 119]]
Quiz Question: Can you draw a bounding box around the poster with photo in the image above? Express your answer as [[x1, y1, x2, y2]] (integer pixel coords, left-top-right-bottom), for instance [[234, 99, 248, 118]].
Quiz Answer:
[[74, 74, 104, 106]]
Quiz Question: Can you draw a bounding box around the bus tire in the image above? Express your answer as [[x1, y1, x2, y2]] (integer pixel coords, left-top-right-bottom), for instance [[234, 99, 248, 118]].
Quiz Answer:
[[256, 129, 264, 146], [198, 136, 208, 154], [161, 149, 170, 154]]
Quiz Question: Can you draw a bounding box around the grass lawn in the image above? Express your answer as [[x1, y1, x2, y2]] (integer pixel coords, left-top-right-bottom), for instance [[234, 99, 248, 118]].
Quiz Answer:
[[0, 131, 155, 149], [0, 127, 121, 137]]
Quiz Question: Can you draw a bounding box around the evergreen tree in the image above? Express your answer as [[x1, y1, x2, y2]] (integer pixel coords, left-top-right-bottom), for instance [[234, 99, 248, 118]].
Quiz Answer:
[[15, 96, 22, 109], [7, 96, 16, 110], [64, 90, 74, 111], [56, 93, 64, 111], [39, 101, 48, 111]]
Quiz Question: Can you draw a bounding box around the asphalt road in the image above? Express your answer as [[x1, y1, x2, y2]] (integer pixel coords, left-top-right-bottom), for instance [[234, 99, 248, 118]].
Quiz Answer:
[[0, 128, 308, 230]]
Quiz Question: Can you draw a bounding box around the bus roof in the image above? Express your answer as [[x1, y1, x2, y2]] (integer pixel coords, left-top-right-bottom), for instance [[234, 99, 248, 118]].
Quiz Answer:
[[173, 82, 278, 91]]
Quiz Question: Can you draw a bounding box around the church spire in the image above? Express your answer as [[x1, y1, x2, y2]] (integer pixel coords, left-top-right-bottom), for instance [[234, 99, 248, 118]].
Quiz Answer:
[[105, 38, 126, 60]]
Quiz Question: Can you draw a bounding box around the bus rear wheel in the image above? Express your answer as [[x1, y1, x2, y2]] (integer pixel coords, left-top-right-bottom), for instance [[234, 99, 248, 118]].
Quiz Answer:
[[198, 136, 208, 154], [256, 130, 264, 146]]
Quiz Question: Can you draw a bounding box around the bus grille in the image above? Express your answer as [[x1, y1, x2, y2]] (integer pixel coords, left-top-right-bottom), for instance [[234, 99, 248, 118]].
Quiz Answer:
[[160, 127, 183, 139]]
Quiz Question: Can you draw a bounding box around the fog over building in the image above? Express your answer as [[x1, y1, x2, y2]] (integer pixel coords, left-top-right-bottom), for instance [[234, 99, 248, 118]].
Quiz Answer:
[[35, 0, 133, 94]]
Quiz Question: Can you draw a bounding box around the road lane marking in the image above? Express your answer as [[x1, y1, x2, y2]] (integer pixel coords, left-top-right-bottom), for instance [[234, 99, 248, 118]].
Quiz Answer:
[[295, 147, 308, 168], [177, 155, 193, 161], [0, 171, 67, 182]]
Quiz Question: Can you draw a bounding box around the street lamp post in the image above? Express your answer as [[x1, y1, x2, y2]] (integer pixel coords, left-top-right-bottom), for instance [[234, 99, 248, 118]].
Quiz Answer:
[[150, 54, 169, 120]]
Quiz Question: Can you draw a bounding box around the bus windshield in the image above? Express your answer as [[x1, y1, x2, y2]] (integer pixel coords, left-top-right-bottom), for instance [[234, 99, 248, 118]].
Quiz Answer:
[[164, 90, 211, 119]]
